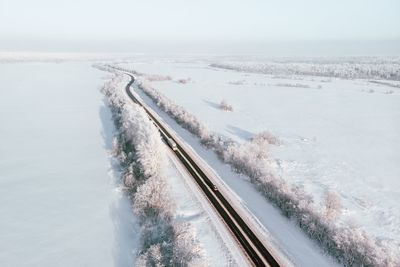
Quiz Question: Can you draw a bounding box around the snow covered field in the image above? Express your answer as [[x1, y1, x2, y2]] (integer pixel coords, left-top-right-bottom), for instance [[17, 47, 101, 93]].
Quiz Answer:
[[2, 58, 398, 266], [119, 59, 400, 263], [0, 62, 138, 266]]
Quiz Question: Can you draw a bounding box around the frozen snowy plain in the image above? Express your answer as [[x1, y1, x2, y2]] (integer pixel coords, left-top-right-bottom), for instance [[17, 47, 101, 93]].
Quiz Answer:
[[118, 58, 400, 265], [1, 57, 398, 266], [0, 62, 139, 266]]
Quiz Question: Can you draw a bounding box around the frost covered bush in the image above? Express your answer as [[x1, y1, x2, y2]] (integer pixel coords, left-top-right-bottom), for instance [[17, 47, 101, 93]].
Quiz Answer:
[[172, 222, 205, 266], [137, 221, 205, 267], [137, 80, 212, 142], [126, 69, 400, 266], [251, 131, 281, 146], [219, 99, 233, 111], [219, 137, 399, 267], [100, 72, 205, 267], [324, 191, 342, 221], [176, 78, 191, 84]]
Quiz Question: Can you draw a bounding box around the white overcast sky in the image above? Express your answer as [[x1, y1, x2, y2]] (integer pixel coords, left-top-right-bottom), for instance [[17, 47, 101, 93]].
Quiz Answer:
[[1, 0, 399, 54]]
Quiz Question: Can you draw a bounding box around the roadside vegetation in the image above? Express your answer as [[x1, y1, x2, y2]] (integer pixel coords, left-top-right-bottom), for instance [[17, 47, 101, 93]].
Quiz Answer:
[[99, 70, 205, 267]]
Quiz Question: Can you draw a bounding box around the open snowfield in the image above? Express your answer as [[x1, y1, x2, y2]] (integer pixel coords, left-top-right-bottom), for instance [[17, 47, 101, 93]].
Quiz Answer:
[[2, 0, 399, 264], [0, 62, 138, 266], [2, 58, 398, 266], [120, 59, 400, 257]]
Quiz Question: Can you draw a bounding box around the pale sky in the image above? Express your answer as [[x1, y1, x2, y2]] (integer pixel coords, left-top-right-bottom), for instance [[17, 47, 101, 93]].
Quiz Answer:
[[1, 0, 399, 54]]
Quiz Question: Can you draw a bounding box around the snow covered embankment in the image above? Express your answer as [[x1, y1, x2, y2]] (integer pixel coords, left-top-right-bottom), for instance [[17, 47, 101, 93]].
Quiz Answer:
[[101, 74, 205, 266], [130, 71, 399, 267]]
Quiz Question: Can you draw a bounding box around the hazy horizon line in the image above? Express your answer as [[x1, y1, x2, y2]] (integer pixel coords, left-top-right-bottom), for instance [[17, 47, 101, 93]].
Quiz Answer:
[[2, 38, 400, 57]]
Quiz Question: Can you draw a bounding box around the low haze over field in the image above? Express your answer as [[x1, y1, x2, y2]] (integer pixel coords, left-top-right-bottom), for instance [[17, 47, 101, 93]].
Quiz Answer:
[[1, 0, 399, 55]]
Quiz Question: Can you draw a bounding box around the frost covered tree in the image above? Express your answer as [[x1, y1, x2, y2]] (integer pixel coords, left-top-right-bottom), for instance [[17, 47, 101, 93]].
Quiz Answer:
[[133, 176, 173, 220], [172, 222, 204, 265], [324, 190, 342, 221], [135, 244, 164, 267], [210, 59, 400, 81]]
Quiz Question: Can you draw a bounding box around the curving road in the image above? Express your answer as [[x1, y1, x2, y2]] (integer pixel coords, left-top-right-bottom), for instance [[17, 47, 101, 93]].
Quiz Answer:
[[122, 71, 281, 267]]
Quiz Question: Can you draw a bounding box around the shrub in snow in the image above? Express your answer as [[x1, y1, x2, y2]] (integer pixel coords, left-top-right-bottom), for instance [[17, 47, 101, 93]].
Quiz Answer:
[[100, 71, 205, 267], [177, 78, 191, 84], [324, 191, 342, 221], [251, 131, 281, 146], [219, 99, 233, 111], [120, 66, 400, 266]]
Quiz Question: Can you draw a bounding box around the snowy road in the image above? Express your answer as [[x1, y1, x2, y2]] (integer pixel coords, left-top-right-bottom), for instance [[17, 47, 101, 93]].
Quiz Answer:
[[116, 62, 343, 266], [119, 71, 285, 266]]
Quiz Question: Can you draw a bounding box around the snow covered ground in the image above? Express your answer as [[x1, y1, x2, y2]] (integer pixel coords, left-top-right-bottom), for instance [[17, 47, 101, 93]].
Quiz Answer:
[[2, 58, 398, 266], [119, 59, 400, 263], [0, 62, 138, 266]]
